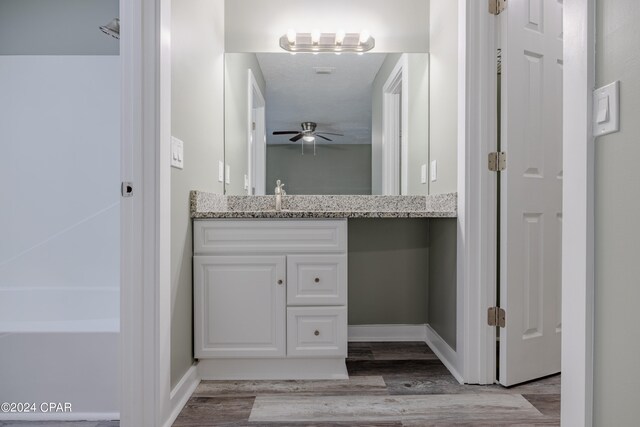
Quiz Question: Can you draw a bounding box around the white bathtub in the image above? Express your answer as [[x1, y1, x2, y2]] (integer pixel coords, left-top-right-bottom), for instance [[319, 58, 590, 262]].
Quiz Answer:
[[0, 288, 119, 421]]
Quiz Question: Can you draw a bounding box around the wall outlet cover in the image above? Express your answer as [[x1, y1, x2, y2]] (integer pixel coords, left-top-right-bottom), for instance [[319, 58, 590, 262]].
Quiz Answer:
[[430, 160, 438, 182], [421, 164, 427, 184], [218, 161, 224, 182], [225, 164, 231, 184]]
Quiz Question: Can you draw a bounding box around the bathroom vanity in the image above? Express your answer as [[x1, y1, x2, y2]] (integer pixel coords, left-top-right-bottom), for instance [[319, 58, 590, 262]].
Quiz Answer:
[[191, 191, 457, 380]]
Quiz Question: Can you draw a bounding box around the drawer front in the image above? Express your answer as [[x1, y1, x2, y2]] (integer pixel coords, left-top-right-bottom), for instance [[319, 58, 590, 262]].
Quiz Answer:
[[287, 307, 347, 357], [287, 255, 347, 306], [194, 219, 347, 255]]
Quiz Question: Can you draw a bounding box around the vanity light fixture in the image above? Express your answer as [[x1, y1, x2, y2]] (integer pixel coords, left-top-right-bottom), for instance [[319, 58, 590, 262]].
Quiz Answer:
[[279, 29, 375, 53]]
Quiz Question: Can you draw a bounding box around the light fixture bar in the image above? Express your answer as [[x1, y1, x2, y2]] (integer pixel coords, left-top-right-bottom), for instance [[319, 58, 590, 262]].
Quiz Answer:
[[279, 31, 375, 53]]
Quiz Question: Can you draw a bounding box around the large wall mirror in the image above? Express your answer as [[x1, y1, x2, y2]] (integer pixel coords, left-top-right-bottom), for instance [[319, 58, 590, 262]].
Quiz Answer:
[[224, 52, 429, 196]]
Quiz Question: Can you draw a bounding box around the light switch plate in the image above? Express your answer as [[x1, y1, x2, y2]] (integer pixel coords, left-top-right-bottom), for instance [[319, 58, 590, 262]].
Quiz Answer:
[[421, 164, 427, 184], [430, 160, 438, 182], [593, 81, 620, 137], [218, 161, 224, 182], [225, 164, 231, 185], [170, 137, 184, 169]]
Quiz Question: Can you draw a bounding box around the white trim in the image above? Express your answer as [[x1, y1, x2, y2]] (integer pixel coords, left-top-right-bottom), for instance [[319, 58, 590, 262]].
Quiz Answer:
[[198, 358, 349, 380], [163, 365, 200, 427], [425, 324, 464, 384], [562, 0, 595, 425], [247, 69, 266, 195], [119, 0, 172, 425], [0, 413, 119, 422], [348, 324, 427, 342], [456, 0, 498, 385], [381, 54, 409, 195]]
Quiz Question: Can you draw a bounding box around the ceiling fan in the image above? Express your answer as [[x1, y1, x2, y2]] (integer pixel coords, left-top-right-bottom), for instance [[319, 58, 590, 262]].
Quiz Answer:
[[272, 121, 343, 142]]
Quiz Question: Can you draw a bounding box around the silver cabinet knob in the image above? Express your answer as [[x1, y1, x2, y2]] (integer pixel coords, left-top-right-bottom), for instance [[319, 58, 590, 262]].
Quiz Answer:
[[314, 277, 320, 283], [314, 330, 320, 336]]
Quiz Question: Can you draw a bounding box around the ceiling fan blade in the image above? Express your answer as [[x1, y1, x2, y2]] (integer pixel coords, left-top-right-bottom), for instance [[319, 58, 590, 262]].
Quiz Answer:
[[316, 134, 333, 142], [289, 133, 304, 142], [273, 131, 300, 135], [316, 132, 344, 137]]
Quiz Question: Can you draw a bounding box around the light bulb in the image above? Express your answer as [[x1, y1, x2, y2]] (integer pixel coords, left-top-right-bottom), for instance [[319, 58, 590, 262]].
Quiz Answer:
[[311, 29, 321, 45], [335, 30, 346, 45], [359, 30, 370, 44], [286, 29, 296, 45], [303, 135, 315, 143]]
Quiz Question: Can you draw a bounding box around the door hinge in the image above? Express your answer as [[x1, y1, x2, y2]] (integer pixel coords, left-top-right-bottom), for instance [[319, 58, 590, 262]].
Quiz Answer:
[[488, 151, 507, 172], [489, 0, 507, 15], [488, 307, 506, 328], [121, 181, 133, 198]]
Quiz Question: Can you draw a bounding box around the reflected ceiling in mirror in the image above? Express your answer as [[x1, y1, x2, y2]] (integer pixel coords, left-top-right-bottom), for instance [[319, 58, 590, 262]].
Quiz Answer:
[[260, 53, 387, 146]]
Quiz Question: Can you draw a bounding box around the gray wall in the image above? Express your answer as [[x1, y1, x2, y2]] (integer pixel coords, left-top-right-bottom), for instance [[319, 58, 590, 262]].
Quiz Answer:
[[593, 0, 640, 423], [428, 219, 457, 350], [428, 0, 458, 195], [0, 0, 119, 55], [171, 0, 225, 388], [224, 53, 266, 195], [266, 144, 372, 195], [348, 219, 429, 325]]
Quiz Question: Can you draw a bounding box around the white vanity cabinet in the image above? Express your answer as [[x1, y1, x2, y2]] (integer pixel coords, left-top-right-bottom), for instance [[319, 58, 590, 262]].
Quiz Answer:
[[193, 219, 348, 380]]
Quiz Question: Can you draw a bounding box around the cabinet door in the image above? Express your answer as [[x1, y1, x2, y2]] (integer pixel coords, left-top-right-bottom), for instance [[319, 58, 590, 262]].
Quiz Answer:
[[194, 255, 286, 358]]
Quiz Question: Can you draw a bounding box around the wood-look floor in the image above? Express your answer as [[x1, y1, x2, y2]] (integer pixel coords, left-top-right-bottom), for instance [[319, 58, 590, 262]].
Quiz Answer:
[[174, 342, 561, 426]]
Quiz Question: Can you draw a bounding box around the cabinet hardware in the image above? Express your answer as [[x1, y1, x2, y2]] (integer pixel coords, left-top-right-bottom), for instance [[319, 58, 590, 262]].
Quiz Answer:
[[277, 279, 283, 285], [488, 306, 506, 327], [314, 277, 320, 283], [314, 330, 320, 336]]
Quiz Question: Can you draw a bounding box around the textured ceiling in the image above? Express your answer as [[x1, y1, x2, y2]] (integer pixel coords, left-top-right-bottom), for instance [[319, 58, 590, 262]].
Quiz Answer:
[[256, 53, 387, 145]]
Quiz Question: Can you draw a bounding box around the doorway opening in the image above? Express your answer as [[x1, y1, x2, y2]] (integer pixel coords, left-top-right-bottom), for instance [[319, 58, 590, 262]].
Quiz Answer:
[[248, 69, 266, 195]]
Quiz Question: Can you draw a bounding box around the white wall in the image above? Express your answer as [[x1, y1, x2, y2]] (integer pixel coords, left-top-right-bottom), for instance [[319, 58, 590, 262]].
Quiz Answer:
[[224, 0, 429, 53], [0, 56, 120, 293], [429, 0, 458, 195], [171, 0, 225, 388], [593, 0, 640, 424], [224, 53, 266, 195]]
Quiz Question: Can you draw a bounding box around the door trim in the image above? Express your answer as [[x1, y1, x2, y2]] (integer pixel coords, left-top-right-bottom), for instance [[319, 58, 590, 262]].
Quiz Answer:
[[562, 0, 596, 425], [457, 0, 499, 385], [119, 0, 172, 424], [381, 54, 409, 195], [247, 69, 266, 195]]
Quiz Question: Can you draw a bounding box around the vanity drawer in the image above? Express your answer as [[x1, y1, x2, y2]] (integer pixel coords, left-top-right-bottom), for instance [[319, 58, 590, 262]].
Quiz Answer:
[[287, 307, 347, 357], [194, 219, 347, 255], [287, 255, 347, 306]]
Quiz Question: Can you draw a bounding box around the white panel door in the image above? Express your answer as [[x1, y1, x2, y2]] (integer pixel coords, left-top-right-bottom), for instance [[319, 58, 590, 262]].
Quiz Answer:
[[194, 255, 286, 358], [500, 0, 563, 386]]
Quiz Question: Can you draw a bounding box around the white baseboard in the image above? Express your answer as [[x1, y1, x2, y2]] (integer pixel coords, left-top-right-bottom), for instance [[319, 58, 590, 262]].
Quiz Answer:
[[163, 364, 200, 427], [425, 324, 463, 383], [0, 412, 119, 421], [348, 324, 428, 342]]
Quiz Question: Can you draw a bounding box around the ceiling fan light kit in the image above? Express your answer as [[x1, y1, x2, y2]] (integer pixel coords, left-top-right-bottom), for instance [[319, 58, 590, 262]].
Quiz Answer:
[[280, 30, 375, 54], [272, 121, 344, 156]]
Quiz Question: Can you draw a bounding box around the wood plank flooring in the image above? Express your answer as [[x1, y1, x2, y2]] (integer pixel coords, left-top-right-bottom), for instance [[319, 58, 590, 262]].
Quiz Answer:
[[174, 342, 561, 426]]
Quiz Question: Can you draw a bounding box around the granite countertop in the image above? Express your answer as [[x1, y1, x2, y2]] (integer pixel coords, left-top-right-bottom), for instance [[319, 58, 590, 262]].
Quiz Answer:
[[190, 191, 457, 219]]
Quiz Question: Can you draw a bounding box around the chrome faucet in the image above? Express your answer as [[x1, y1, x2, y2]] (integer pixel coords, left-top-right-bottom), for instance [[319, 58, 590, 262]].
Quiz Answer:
[[275, 179, 286, 211]]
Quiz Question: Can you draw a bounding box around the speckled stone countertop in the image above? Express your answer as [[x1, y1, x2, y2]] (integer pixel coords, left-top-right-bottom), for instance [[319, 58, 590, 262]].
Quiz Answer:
[[190, 191, 457, 219]]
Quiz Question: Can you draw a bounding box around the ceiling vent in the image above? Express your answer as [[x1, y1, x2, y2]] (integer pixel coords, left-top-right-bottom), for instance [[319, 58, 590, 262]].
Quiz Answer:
[[313, 67, 336, 75]]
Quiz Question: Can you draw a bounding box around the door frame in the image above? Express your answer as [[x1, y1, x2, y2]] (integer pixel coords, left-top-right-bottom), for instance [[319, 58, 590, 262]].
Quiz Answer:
[[561, 0, 596, 425], [247, 69, 266, 195], [119, 0, 172, 425], [123, 0, 595, 424], [381, 54, 409, 195]]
